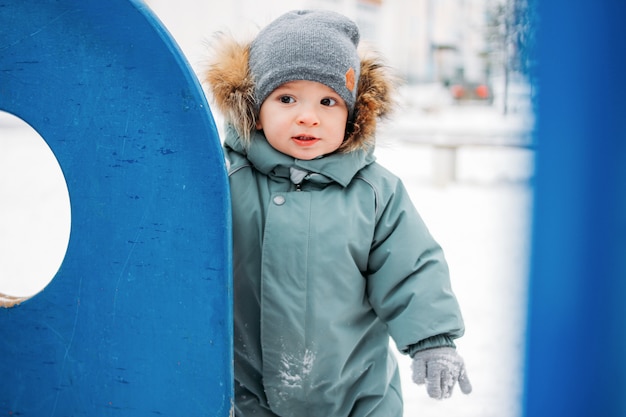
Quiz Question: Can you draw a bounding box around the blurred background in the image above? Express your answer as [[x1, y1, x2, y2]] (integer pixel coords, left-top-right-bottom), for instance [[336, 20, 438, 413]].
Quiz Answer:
[[0, 0, 535, 415], [147, 0, 535, 115]]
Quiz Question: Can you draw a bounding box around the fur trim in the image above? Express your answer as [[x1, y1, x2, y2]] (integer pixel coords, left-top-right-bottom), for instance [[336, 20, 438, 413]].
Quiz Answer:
[[203, 34, 397, 151], [340, 47, 396, 152], [203, 33, 257, 142]]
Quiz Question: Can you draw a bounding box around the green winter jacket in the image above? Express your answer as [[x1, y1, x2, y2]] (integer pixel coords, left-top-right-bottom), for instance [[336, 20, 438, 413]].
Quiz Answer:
[[224, 126, 465, 417]]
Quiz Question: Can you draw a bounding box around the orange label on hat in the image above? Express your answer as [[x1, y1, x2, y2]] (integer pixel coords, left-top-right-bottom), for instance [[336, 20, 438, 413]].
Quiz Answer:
[[345, 67, 356, 92]]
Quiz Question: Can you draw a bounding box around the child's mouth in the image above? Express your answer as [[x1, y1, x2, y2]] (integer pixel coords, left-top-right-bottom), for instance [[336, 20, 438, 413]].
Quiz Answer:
[[292, 135, 320, 146]]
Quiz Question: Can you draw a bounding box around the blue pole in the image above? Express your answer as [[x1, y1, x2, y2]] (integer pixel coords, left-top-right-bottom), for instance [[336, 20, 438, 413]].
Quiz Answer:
[[523, 1, 626, 416]]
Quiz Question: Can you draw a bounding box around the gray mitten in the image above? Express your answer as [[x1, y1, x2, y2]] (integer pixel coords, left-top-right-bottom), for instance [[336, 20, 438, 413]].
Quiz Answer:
[[411, 347, 472, 399]]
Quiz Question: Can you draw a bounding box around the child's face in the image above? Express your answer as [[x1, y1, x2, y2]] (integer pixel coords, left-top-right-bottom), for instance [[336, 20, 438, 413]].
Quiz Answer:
[[256, 80, 348, 160]]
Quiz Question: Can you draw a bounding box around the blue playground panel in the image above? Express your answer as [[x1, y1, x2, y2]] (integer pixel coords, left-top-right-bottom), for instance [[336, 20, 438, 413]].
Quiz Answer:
[[0, 0, 232, 415], [523, 0, 626, 416]]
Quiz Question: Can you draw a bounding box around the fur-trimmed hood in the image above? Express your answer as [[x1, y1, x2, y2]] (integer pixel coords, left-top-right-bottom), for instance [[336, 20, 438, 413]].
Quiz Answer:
[[203, 32, 396, 153]]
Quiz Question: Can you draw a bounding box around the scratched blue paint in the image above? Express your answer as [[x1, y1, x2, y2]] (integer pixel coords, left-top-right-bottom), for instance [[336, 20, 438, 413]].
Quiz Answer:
[[0, 0, 232, 415], [523, 0, 626, 415]]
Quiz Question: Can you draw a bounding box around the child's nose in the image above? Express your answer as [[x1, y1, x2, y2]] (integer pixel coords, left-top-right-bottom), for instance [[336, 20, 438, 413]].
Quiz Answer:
[[296, 107, 320, 126]]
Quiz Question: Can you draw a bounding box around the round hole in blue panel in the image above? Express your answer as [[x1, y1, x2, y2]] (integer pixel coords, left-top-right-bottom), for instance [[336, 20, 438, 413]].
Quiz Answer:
[[0, 111, 71, 303]]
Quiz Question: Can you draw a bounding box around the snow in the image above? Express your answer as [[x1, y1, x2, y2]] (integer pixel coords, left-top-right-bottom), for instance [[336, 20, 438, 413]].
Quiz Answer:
[[0, 119, 71, 298], [278, 349, 316, 389], [372, 99, 533, 417], [375, 140, 532, 417]]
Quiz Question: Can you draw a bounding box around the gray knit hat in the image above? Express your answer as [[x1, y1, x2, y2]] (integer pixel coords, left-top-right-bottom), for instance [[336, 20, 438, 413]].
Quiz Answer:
[[249, 10, 361, 115]]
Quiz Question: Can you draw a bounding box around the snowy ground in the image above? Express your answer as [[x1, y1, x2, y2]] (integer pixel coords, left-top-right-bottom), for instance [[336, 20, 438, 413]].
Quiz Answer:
[[376, 140, 532, 417], [1, 103, 533, 416]]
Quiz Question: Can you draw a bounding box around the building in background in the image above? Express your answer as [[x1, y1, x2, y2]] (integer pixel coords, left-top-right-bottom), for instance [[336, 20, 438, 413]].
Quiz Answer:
[[377, 0, 491, 85]]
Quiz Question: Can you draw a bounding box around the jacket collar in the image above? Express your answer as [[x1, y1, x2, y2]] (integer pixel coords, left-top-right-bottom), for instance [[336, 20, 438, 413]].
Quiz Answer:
[[225, 125, 375, 188]]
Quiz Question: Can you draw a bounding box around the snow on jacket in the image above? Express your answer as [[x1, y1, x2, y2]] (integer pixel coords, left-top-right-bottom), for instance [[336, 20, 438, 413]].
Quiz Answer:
[[205, 33, 465, 417]]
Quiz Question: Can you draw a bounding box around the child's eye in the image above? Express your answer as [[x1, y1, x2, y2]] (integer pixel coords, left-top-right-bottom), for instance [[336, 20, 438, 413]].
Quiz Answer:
[[279, 95, 295, 104], [321, 97, 337, 106]]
